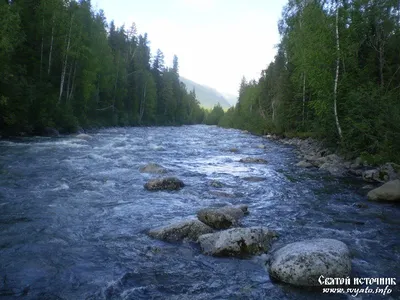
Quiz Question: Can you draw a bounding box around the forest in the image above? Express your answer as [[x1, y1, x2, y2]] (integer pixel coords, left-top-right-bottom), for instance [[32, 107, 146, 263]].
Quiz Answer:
[[0, 0, 205, 136], [217, 0, 400, 164], [1, 0, 399, 164]]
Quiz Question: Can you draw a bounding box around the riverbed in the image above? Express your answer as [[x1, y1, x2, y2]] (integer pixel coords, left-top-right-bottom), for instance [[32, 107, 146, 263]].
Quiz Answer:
[[0, 125, 398, 299]]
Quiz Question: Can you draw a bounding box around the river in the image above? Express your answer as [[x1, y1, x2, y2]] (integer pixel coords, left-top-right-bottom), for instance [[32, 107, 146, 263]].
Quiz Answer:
[[0, 125, 398, 299]]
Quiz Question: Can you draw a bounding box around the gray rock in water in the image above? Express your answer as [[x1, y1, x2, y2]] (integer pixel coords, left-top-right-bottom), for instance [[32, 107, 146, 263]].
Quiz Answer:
[[348, 168, 363, 177], [210, 180, 224, 188], [367, 179, 400, 202], [228, 148, 239, 153], [243, 176, 265, 182], [148, 219, 213, 242], [313, 154, 341, 167], [144, 177, 184, 191], [197, 205, 248, 229], [296, 160, 313, 168], [140, 163, 168, 174], [239, 157, 268, 164], [362, 169, 384, 183], [209, 191, 240, 198], [268, 238, 351, 286], [75, 133, 93, 140], [352, 202, 369, 209], [198, 227, 277, 257], [319, 162, 346, 176]]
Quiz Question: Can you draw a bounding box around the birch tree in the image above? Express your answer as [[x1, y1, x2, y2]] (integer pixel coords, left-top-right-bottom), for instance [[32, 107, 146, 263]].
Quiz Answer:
[[333, 0, 343, 139]]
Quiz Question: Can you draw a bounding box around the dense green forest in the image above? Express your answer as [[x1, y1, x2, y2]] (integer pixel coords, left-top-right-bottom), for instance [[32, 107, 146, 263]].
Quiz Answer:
[[0, 0, 205, 136], [2, 0, 399, 164], [217, 0, 400, 163]]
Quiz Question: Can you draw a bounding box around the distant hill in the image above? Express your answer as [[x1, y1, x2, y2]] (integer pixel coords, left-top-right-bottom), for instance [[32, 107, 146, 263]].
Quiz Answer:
[[180, 77, 232, 109], [222, 92, 238, 106]]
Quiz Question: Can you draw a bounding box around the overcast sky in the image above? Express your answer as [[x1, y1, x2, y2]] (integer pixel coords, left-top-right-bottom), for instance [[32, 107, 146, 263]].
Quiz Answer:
[[92, 0, 287, 97]]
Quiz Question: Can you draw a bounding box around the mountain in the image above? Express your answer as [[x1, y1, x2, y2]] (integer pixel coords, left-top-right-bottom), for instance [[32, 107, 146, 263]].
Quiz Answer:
[[222, 92, 238, 106], [180, 77, 232, 109]]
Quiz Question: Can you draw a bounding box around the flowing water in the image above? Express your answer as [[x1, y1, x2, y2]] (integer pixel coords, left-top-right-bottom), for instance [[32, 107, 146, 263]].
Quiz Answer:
[[0, 125, 398, 299]]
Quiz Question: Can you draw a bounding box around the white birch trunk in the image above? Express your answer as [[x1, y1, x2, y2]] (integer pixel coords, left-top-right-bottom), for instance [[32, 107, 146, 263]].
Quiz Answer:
[[271, 100, 276, 122], [302, 72, 306, 126], [58, 15, 74, 104], [48, 15, 55, 75], [139, 81, 147, 124], [334, 0, 343, 139], [112, 57, 120, 113], [40, 17, 44, 80], [66, 63, 72, 101], [379, 43, 384, 87], [68, 61, 77, 103]]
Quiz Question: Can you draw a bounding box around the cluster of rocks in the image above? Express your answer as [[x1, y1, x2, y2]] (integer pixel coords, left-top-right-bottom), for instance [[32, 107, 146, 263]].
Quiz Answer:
[[148, 205, 276, 258], [270, 136, 400, 202], [147, 204, 352, 287]]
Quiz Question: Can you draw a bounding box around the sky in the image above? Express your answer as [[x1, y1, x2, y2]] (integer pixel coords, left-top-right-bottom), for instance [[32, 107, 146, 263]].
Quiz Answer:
[[92, 0, 288, 97]]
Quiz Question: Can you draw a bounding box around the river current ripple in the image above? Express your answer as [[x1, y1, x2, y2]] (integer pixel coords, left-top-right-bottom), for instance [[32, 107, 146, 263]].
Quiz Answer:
[[0, 125, 398, 299]]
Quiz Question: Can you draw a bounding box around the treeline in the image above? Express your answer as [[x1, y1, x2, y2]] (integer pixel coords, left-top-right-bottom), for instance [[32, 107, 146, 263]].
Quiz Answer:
[[0, 0, 205, 136], [218, 0, 400, 163]]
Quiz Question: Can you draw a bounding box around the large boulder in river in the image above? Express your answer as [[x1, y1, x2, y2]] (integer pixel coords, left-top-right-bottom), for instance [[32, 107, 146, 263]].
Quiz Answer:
[[148, 219, 213, 242], [140, 163, 168, 174], [144, 177, 184, 191], [198, 227, 277, 257], [367, 179, 400, 202], [239, 157, 268, 164], [268, 239, 351, 286], [197, 205, 248, 229]]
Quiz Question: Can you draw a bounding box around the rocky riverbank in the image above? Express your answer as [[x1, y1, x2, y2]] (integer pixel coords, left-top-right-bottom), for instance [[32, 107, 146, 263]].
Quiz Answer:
[[263, 134, 400, 202]]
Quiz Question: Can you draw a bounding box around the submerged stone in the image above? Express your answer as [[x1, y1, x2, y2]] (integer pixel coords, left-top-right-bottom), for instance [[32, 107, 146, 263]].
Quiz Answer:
[[140, 163, 168, 174], [239, 157, 268, 164], [210, 180, 224, 188], [197, 205, 248, 229], [148, 219, 213, 242], [75, 133, 93, 140], [296, 160, 313, 168], [144, 177, 184, 191]]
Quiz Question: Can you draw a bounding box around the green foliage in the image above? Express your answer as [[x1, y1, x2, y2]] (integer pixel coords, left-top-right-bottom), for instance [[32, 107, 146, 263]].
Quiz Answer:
[[204, 104, 225, 125], [221, 0, 400, 164]]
